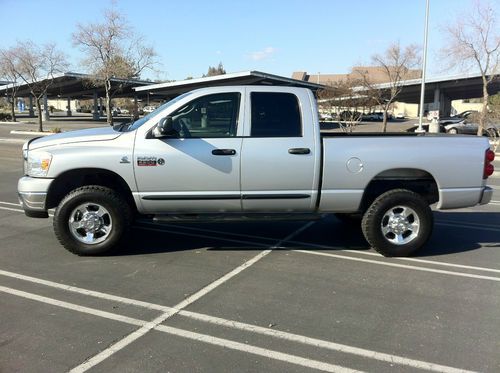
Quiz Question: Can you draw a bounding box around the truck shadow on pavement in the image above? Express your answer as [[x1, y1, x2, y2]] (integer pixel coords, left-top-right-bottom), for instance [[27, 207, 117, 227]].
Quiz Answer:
[[118, 212, 500, 258]]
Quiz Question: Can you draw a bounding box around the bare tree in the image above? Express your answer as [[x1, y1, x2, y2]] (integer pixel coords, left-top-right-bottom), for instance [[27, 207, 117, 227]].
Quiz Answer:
[[9, 41, 67, 132], [0, 48, 20, 122], [73, 7, 157, 125], [317, 78, 367, 133], [442, 0, 500, 136], [357, 43, 421, 132]]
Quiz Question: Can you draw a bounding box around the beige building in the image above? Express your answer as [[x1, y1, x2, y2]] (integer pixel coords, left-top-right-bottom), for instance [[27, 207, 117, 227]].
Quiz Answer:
[[292, 66, 422, 86]]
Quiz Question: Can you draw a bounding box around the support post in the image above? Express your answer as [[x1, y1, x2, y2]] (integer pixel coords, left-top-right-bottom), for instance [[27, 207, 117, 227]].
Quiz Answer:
[[92, 91, 99, 120], [99, 97, 103, 117], [67, 97, 72, 117]]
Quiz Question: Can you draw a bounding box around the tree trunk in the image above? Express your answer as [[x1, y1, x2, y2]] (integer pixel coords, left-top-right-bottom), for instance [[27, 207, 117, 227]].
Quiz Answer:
[[478, 79, 488, 136], [35, 98, 43, 132], [105, 80, 113, 125], [10, 95, 16, 122], [381, 106, 388, 133]]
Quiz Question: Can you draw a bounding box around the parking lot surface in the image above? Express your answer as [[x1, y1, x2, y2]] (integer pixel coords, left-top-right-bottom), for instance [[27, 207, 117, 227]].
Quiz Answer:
[[0, 139, 499, 373]]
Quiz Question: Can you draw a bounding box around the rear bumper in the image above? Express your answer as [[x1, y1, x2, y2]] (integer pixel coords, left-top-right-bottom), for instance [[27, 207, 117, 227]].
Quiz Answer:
[[437, 186, 493, 209], [17, 177, 54, 218], [479, 186, 493, 205]]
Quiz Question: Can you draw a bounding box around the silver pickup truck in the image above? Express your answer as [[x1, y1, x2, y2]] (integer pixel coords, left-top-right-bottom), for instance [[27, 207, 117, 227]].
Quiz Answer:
[[18, 86, 495, 257]]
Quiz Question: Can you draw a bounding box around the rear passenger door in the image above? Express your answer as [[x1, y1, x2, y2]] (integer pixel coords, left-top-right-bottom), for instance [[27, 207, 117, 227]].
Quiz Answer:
[[240, 88, 320, 212]]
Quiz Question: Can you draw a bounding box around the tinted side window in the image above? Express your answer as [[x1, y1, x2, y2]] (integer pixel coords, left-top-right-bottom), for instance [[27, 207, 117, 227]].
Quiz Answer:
[[170, 93, 240, 138], [251, 92, 302, 137]]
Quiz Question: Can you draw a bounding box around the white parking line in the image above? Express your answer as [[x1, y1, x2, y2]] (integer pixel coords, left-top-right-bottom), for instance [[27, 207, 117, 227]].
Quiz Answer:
[[2, 203, 499, 275], [0, 206, 26, 213], [0, 201, 21, 207], [339, 250, 500, 274], [177, 310, 474, 373], [71, 222, 314, 372], [293, 250, 500, 282], [70, 249, 272, 372], [0, 268, 484, 372], [155, 324, 359, 373], [0, 285, 145, 327], [0, 285, 358, 373], [139, 222, 500, 274]]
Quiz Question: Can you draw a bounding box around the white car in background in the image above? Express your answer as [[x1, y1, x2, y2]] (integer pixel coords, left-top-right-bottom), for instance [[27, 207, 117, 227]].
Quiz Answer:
[[143, 105, 157, 113]]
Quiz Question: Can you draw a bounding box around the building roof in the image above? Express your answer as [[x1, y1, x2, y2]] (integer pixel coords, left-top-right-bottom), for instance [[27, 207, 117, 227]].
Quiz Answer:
[[0, 72, 152, 99], [134, 70, 325, 99]]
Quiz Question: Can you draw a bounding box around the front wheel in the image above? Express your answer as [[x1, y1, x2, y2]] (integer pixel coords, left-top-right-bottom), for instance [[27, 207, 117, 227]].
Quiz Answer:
[[53, 186, 132, 255], [361, 189, 433, 257]]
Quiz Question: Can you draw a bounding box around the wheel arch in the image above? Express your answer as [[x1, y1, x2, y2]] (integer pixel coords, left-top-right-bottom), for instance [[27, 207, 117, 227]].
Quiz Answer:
[[359, 168, 439, 213], [46, 168, 136, 213]]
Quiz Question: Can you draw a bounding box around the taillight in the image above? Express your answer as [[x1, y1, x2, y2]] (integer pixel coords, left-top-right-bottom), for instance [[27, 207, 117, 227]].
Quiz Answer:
[[484, 149, 495, 179]]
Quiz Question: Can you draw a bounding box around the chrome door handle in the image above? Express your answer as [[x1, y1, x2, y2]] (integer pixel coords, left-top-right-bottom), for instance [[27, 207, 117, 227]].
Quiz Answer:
[[212, 149, 236, 156], [288, 148, 311, 155]]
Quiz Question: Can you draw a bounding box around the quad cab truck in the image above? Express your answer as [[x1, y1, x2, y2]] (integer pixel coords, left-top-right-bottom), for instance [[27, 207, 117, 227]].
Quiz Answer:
[[18, 86, 495, 256]]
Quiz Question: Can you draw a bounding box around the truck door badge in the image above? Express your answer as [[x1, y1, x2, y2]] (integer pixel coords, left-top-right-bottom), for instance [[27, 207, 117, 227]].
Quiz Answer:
[[120, 156, 131, 164], [137, 156, 158, 166]]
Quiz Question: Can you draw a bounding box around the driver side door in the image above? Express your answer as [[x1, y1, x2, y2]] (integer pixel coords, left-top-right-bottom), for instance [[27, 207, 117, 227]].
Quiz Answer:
[[134, 90, 244, 213]]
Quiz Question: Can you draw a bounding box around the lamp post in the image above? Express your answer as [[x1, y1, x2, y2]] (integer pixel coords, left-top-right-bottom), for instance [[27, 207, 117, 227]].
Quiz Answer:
[[416, 0, 430, 133]]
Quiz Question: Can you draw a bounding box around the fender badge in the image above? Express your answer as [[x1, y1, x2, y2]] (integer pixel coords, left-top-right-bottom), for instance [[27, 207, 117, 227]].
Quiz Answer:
[[120, 156, 131, 164], [137, 156, 157, 166], [157, 158, 165, 166]]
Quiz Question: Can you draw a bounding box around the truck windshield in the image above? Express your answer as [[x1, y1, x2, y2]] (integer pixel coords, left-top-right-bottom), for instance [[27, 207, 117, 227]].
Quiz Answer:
[[125, 92, 193, 132]]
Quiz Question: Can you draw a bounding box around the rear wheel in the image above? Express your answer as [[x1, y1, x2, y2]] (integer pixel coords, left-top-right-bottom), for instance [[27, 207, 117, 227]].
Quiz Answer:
[[53, 186, 132, 255], [361, 189, 433, 257], [447, 128, 458, 134]]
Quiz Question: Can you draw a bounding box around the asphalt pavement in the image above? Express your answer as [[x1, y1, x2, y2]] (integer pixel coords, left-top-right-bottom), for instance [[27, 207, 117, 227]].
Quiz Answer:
[[0, 129, 499, 373]]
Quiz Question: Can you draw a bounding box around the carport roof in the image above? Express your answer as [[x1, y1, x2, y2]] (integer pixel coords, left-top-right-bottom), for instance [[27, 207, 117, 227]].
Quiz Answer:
[[0, 72, 153, 99], [374, 72, 500, 103], [133, 71, 326, 99]]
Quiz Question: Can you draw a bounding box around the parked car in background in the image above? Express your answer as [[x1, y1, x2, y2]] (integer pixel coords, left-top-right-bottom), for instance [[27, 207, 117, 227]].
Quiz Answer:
[[439, 110, 477, 125], [143, 105, 157, 113], [339, 110, 362, 121], [362, 113, 383, 121], [120, 108, 130, 115], [395, 112, 405, 119], [445, 120, 499, 135]]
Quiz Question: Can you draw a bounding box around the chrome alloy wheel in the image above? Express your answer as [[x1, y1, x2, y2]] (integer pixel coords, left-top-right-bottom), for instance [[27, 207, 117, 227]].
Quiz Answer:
[[68, 203, 113, 245], [381, 205, 420, 245]]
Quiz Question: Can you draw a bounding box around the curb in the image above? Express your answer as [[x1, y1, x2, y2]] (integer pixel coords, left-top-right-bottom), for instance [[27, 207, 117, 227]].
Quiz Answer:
[[0, 138, 27, 144], [0, 121, 36, 125], [10, 130, 55, 136]]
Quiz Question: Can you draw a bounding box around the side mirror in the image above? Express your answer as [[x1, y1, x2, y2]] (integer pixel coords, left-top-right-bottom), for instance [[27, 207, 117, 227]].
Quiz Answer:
[[153, 116, 176, 138]]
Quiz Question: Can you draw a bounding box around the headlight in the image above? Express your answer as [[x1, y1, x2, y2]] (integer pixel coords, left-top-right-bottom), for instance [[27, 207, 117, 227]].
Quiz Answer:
[[26, 151, 53, 177]]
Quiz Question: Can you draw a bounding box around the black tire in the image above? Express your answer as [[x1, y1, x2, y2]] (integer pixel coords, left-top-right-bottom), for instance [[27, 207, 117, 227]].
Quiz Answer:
[[334, 213, 362, 224], [361, 189, 433, 257], [53, 185, 132, 256]]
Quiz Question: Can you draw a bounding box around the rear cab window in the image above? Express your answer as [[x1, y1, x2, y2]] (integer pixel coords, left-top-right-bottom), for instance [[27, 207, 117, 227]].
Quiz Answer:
[[250, 92, 302, 137]]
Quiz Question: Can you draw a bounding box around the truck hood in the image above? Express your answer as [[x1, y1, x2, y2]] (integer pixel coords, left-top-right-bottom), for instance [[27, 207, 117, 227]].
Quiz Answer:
[[28, 127, 122, 150]]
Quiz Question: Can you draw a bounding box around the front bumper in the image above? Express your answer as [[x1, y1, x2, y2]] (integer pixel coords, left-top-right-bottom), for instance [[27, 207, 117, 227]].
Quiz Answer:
[[17, 176, 54, 218]]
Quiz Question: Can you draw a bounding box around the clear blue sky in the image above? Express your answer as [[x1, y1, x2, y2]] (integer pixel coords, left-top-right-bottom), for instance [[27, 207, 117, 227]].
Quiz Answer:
[[0, 0, 485, 81]]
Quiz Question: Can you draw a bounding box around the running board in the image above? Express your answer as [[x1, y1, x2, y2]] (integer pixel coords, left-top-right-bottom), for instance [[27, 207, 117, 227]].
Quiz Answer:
[[148, 213, 323, 223]]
